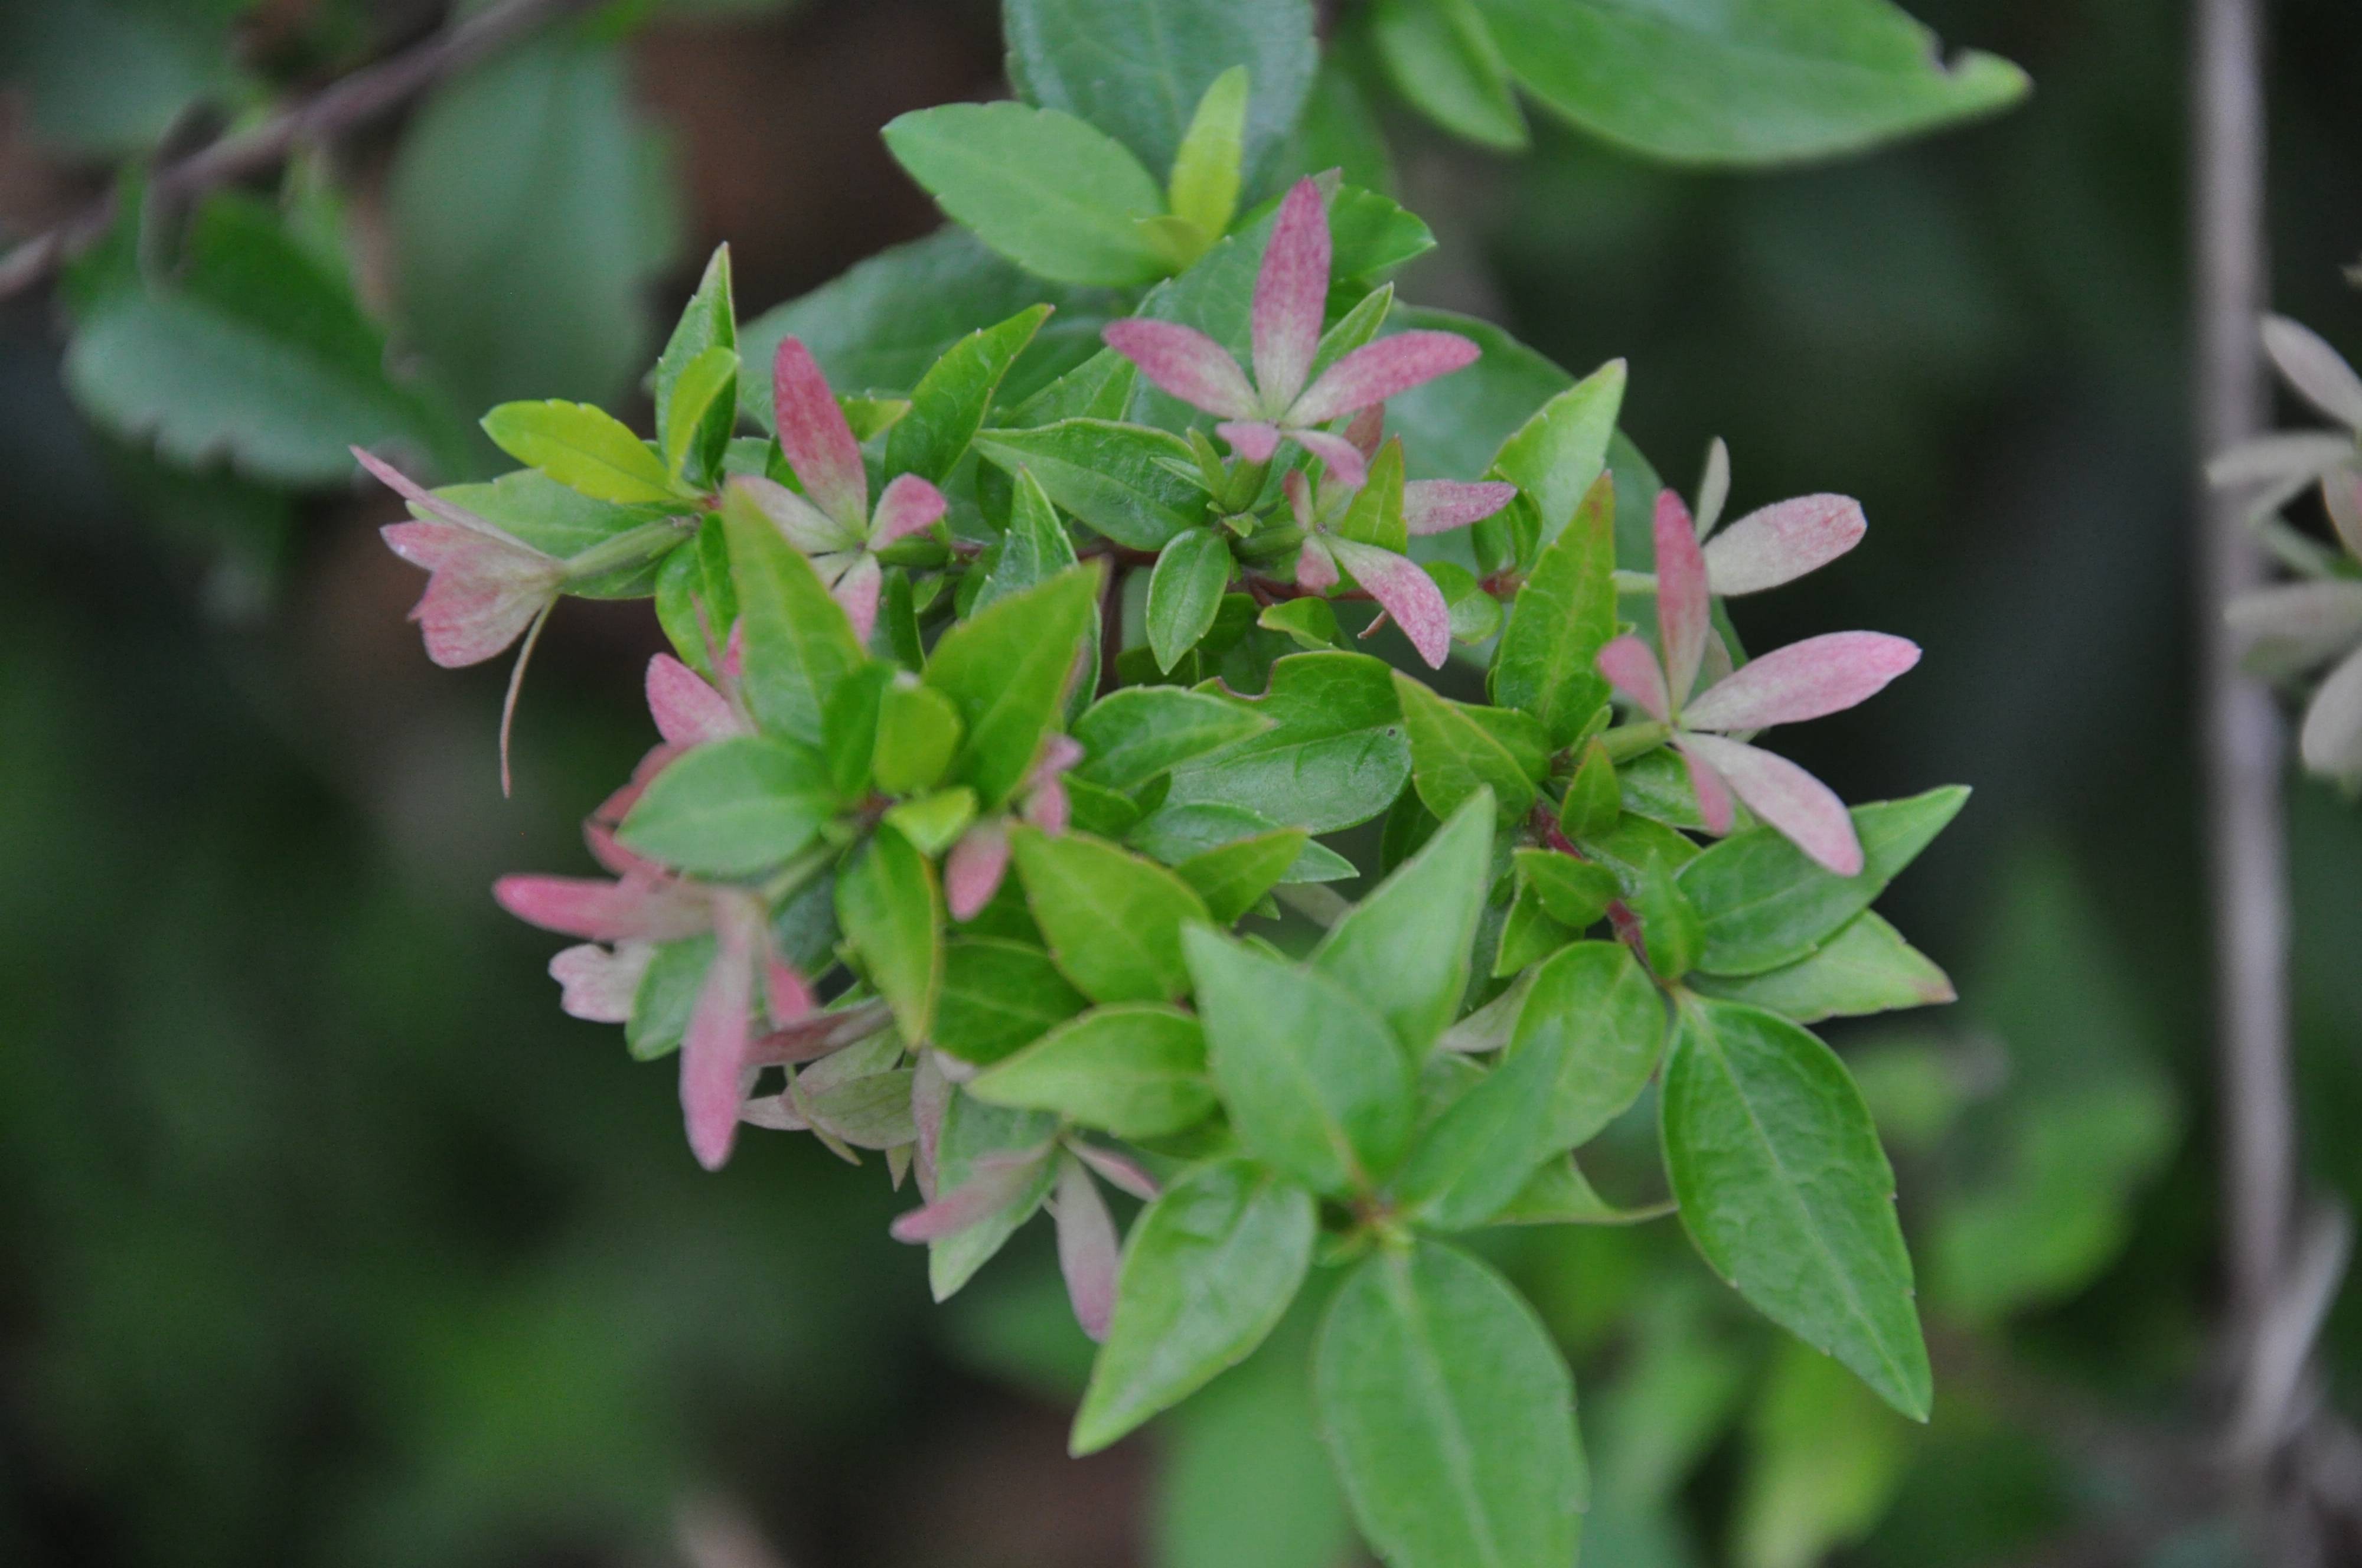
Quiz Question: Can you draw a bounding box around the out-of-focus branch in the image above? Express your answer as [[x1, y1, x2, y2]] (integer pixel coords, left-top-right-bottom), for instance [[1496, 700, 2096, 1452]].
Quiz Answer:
[[0, 0, 596, 303]]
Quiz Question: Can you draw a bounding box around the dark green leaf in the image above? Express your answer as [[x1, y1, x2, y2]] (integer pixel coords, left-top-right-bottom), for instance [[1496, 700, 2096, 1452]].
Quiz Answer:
[[973, 420, 1208, 550], [1148, 530, 1237, 672], [1373, 0, 1528, 150], [1313, 794, 1493, 1057], [1014, 828, 1211, 1002], [925, 567, 1098, 809], [1510, 940, 1665, 1149], [1576, 809, 1698, 893], [1636, 852, 1704, 978], [837, 824, 945, 1041], [616, 736, 833, 876], [933, 939, 1091, 1065], [1075, 686, 1271, 792], [1618, 746, 1708, 831], [886, 304, 1052, 482], [723, 485, 866, 745], [1489, 1155, 1674, 1226], [1128, 803, 1355, 883], [655, 514, 737, 674], [1394, 1023, 1570, 1229], [1164, 652, 1411, 832], [1512, 848, 1619, 930], [970, 1004, 1216, 1137]]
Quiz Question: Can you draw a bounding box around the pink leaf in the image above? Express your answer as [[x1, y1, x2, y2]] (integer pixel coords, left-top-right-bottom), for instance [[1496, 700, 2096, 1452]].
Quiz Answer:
[[1071, 1142, 1160, 1201], [1701, 494, 1867, 596], [2301, 643, 2362, 779], [830, 553, 885, 644], [1291, 427, 1368, 489], [549, 942, 652, 1023], [912, 1052, 952, 1201], [1215, 418, 1283, 463], [1053, 1155, 1120, 1342], [1652, 489, 1711, 710], [1680, 631, 1921, 733], [380, 521, 561, 668], [765, 955, 814, 1026], [770, 337, 869, 528], [1345, 402, 1386, 458], [1102, 319, 1259, 417], [1682, 747, 1736, 836], [1404, 479, 1517, 536], [1287, 331, 1481, 427], [680, 894, 765, 1171], [1023, 774, 1071, 834], [1030, 731, 1085, 785], [1330, 539, 1451, 669], [1251, 178, 1331, 410], [945, 821, 1012, 922], [1596, 633, 1672, 724], [1676, 733, 1862, 876], [887, 1150, 1044, 1243], [646, 654, 743, 747], [1283, 468, 1318, 530], [730, 473, 853, 554], [870, 471, 949, 547], [2262, 315, 2362, 431], [494, 873, 712, 943], [1296, 536, 1340, 592]]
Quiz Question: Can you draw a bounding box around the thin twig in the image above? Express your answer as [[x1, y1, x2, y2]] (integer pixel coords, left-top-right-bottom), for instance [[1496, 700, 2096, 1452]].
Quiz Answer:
[[0, 0, 595, 303]]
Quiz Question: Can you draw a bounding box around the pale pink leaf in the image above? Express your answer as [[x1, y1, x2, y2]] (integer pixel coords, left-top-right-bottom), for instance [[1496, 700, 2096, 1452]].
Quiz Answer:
[[680, 894, 764, 1170], [731, 473, 853, 554], [1596, 633, 1672, 723], [646, 654, 742, 747], [912, 1051, 952, 1201], [887, 1150, 1044, 1243], [1330, 538, 1450, 669], [945, 821, 1012, 922], [829, 553, 884, 643], [1680, 631, 1921, 733], [765, 956, 813, 1026], [1701, 494, 1867, 596], [1652, 489, 1711, 709], [1345, 402, 1386, 459], [1215, 418, 1283, 463], [2300, 643, 2362, 780], [1071, 1142, 1159, 1201], [1023, 775, 1071, 834], [380, 520, 560, 668], [1403, 479, 1517, 535], [2324, 469, 2362, 561], [2206, 432, 2356, 489], [1288, 331, 1481, 427], [2227, 580, 2362, 676], [870, 471, 948, 547], [1291, 426, 1368, 489], [550, 942, 652, 1023], [1053, 1155, 1120, 1342], [2263, 315, 2362, 431], [1102, 319, 1259, 417], [771, 337, 869, 527], [1682, 748, 1736, 836], [494, 873, 712, 943], [1251, 179, 1330, 409], [1296, 536, 1340, 592], [1676, 733, 1862, 876], [1283, 467, 1317, 530]]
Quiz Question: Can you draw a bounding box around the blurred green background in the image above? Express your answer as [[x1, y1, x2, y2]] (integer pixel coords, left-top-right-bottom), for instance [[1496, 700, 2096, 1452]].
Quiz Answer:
[[4, 1, 2361, 1564]]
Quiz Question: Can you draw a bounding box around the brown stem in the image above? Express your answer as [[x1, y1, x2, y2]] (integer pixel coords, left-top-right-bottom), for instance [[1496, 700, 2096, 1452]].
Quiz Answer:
[[0, 0, 596, 302]]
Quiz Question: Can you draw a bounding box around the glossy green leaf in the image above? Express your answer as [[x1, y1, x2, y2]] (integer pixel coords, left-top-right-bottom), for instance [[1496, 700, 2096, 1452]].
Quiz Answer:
[[1678, 786, 1968, 975], [1074, 686, 1270, 792], [873, 677, 965, 796], [1013, 828, 1209, 1003], [1314, 1241, 1586, 1568], [1313, 795, 1493, 1057], [1662, 995, 1930, 1419], [1374, 0, 1529, 150], [886, 305, 1052, 483], [1492, 471, 1617, 744], [1167, 66, 1250, 242], [1394, 1022, 1570, 1229], [723, 485, 866, 746], [661, 348, 737, 489], [1509, 940, 1665, 1150], [1175, 828, 1308, 923], [1071, 1157, 1317, 1454], [973, 419, 1208, 550], [1513, 848, 1620, 930], [1394, 672, 1543, 821], [925, 566, 1098, 808], [483, 398, 680, 504], [1476, 0, 2028, 166], [1691, 911, 1954, 1023], [970, 1004, 1216, 1138], [615, 736, 832, 877], [883, 102, 1168, 287], [837, 824, 945, 1042], [932, 938, 1091, 1065], [654, 514, 737, 674], [1128, 803, 1355, 883], [1147, 530, 1236, 672], [652, 243, 738, 490], [1164, 652, 1411, 833], [977, 465, 1082, 610], [1185, 927, 1416, 1195]]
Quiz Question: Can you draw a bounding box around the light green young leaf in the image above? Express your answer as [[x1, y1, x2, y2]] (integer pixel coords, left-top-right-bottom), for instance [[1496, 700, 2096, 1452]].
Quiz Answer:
[[1164, 652, 1412, 833], [723, 485, 866, 745], [1147, 530, 1236, 672], [925, 566, 1098, 808], [837, 824, 945, 1042], [1175, 828, 1309, 923], [1014, 828, 1211, 1003], [882, 102, 1169, 287], [886, 303, 1052, 483], [1394, 672, 1543, 821], [1167, 65, 1251, 243], [1074, 686, 1270, 792], [1185, 927, 1416, 1195], [1509, 940, 1665, 1149], [615, 736, 833, 877], [1373, 0, 1529, 150], [973, 419, 1208, 550], [970, 1004, 1216, 1138], [1490, 358, 1626, 542], [484, 398, 681, 504], [1071, 1157, 1317, 1454], [1313, 794, 1494, 1057], [655, 514, 736, 674], [1492, 471, 1617, 744], [873, 677, 965, 796], [932, 938, 1089, 1065], [1691, 910, 1954, 1023], [1662, 995, 1931, 1420], [652, 243, 737, 489], [660, 344, 738, 484], [1314, 1240, 1587, 1568]]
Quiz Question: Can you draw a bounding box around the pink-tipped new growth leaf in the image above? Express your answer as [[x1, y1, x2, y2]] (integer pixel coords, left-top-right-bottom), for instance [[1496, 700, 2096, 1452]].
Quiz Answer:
[[380, 522, 565, 668], [550, 942, 652, 1023], [1596, 634, 1672, 723], [945, 822, 1012, 921], [733, 474, 853, 554], [1295, 537, 1340, 593], [1213, 418, 1283, 463], [681, 893, 765, 1171], [1071, 1142, 1159, 1201], [2263, 315, 2362, 432], [1676, 733, 1864, 876], [870, 471, 948, 547], [1287, 332, 1483, 428], [831, 553, 885, 642], [1701, 494, 1867, 596], [1053, 1155, 1119, 1341], [1291, 427, 1371, 488], [1330, 538, 1451, 669], [1101, 320, 1260, 418], [771, 338, 869, 528], [1404, 479, 1518, 535], [1251, 179, 1331, 410], [1652, 490, 1712, 709], [1682, 747, 1737, 836], [1679, 632, 1921, 733], [494, 873, 712, 943], [888, 1150, 1046, 1243], [646, 654, 744, 746]]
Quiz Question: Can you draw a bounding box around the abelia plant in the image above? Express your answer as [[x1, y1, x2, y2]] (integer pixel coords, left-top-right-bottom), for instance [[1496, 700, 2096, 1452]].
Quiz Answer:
[[358, 64, 1968, 1568]]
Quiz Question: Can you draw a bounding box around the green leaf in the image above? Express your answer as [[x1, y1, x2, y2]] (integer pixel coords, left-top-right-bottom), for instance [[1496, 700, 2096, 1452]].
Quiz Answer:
[[1513, 849, 1619, 930], [873, 677, 965, 796], [1678, 786, 1969, 975], [627, 933, 717, 1061], [1394, 1024, 1571, 1229], [1490, 359, 1626, 542], [883, 788, 977, 857], [432, 469, 680, 597], [1374, 0, 1529, 151], [883, 102, 1169, 287], [925, 567, 1098, 808], [1493, 891, 1574, 978], [933, 939, 1090, 1065], [970, 1004, 1216, 1138], [1619, 746, 1708, 830], [1314, 1241, 1586, 1568], [1337, 440, 1410, 552], [1492, 471, 1617, 744], [1577, 809, 1698, 893], [1008, 346, 1140, 425], [660, 345, 739, 485], [837, 824, 945, 1041], [1394, 673, 1542, 821], [1185, 927, 1416, 1195], [723, 486, 866, 746], [1636, 852, 1704, 979], [1175, 828, 1308, 923], [1006, 0, 1317, 185], [973, 420, 1208, 550], [1691, 911, 1954, 1023], [1381, 309, 1570, 481], [1164, 652, 1411, 832], [1147, 530, 1237, 672], [1558, 739, 1621, 839], [1258, 596, 1344, 651], [1662, 995, 1931, 1419], [1509, 940, 1665, 1149], [1475, 0, 2028, 166], [1071, 1157, 1317, 1454], [655, 514, 737, 674], [1013, 828, 1210, 1003], [1128, 803, 1355, 883], [652, 243, 738, 489], [1167, 65, 1251, 241], [886, 305, 1052, 483], [1313, 794, 1494, 1056], [931, 1092, 1059, 1299], [1326, 187, 1439, 280], [1489, 1155, 1673, 1226], [1074, 687, 1270, 792], [615, 737, 833, 876], [1283, 57, 1398, 194], [482, 399, 681, 504], [977, 466, 1082, 612], [822, 663, 892, 798]]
